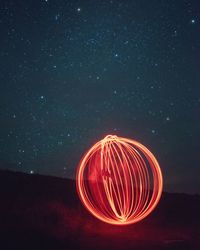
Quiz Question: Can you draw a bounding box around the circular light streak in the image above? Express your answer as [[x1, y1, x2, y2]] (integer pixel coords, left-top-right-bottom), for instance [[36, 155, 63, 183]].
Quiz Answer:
[[76, 135, 163, 225]]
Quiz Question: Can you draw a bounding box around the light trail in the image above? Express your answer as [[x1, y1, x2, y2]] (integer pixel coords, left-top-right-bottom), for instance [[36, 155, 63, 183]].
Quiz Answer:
[[76, 135, 163, 225]]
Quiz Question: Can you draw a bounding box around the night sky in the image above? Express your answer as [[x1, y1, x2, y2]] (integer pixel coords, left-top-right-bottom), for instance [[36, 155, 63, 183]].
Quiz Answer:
[[0, 0, 200, 194]]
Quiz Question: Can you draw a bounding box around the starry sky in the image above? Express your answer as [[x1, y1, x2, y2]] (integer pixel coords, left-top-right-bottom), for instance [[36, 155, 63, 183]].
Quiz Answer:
[[0, 0, 200, 194]]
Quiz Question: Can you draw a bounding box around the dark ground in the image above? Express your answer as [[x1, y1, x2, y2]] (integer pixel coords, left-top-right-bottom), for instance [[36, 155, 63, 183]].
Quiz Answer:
[[0, 170, 199, 250]]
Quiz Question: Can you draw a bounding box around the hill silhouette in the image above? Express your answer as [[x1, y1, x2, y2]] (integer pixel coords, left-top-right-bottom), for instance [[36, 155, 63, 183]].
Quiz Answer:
[[0, 170, 199, 250]]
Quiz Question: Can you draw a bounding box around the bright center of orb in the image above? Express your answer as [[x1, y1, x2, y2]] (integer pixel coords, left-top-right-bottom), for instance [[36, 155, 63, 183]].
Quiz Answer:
[[76, 135, 163, 225]]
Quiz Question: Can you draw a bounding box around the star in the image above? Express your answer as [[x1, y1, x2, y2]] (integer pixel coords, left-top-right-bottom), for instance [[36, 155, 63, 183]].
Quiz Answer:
[[55, 14, 60, 21], [77, 7, 81, 12], [191, 19, 196, 24], [18, 149, 25, 153]]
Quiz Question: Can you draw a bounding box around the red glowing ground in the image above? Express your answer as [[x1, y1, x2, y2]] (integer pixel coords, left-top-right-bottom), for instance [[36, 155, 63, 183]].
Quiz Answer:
[[76, 135, 163, 225]]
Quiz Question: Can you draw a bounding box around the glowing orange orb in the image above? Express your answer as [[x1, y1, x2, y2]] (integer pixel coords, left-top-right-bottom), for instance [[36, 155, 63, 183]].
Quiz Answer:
[[76, 135, 163, 225]]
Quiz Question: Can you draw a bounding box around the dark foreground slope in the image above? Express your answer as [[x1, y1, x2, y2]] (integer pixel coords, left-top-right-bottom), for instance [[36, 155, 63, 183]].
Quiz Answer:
[[0, 170, 199, 250]]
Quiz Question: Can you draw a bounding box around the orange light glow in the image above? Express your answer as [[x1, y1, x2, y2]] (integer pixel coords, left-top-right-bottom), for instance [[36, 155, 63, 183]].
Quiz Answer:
[[76, 135, 163, 225]]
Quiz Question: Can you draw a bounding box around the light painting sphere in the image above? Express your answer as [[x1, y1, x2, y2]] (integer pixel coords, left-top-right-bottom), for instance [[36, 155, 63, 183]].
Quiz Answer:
[[76, 135, 163, 225]]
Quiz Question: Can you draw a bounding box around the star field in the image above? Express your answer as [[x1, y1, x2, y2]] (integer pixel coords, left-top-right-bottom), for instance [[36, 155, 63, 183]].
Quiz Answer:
[[0, 0, 200, 193]]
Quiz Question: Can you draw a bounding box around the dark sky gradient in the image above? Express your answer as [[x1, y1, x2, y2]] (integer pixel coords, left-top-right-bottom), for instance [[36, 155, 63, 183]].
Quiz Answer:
[[0, 0, 200, 194]]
